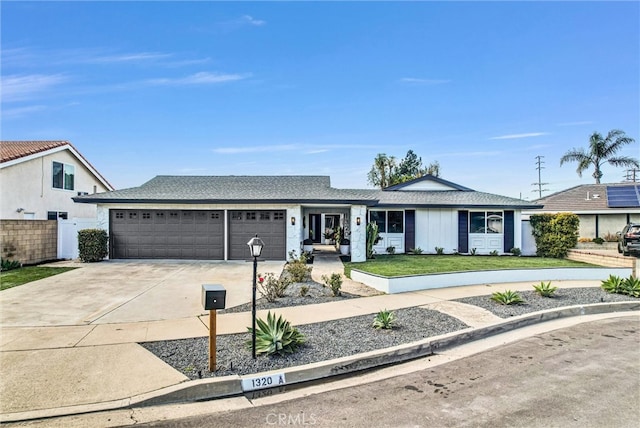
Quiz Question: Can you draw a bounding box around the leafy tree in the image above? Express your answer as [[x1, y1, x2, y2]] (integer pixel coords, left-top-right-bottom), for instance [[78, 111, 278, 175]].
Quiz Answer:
[[560, 130, 638, 184], [367, 153, 397, 188], [367, 150, 440, 188]]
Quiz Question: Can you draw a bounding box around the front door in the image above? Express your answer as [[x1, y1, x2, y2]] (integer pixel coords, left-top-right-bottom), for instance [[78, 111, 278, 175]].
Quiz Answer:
[[309, 214, 322, 243]]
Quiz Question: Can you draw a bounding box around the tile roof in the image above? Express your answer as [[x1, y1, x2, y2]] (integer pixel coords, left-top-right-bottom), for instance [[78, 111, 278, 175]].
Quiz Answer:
[[534, 183, 639, 211], [0, 141, 69, 163], [0, 140, 114, 190], [75, 175, 540, 209]]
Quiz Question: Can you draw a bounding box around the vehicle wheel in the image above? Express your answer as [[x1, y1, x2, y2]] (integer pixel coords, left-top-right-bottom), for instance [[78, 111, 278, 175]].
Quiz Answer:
[[623, 248, 630, 256], [618, 243, 623, 254]]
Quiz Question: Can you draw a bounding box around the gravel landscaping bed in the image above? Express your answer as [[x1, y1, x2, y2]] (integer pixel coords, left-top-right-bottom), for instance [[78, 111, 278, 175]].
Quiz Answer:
[[141, 307, 469, 379], [454, 287, 638, 318]]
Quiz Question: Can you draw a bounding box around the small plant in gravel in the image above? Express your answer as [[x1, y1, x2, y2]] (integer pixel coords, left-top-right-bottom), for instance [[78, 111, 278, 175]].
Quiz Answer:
[[533, 281, 558, 297], [321, 273, 343, 297], [601, 275, 625, 294], [257, 273, 291, 302], [602, 275, 640, 298], [491, 290, 525, 305], [247, 311, 305, 357], [372, 309, 397, 329], [299, 285, 310, 297], [285, 251, 312, 282]]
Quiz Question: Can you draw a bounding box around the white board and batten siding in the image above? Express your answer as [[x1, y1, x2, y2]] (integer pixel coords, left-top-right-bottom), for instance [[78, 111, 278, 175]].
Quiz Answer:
[[414, 208, 458, 254]]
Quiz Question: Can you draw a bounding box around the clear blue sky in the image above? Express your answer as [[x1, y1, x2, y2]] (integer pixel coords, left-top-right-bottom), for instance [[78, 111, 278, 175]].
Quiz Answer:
[[2, 1, 639, 199]]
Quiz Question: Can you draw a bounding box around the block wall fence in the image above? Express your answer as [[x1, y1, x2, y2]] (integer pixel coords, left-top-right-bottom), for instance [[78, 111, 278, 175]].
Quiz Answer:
[[0, 220, 57, 265]]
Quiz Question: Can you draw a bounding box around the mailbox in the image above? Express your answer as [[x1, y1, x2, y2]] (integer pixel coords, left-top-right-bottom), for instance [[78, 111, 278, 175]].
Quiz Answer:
[[202, 284, 226, 310]]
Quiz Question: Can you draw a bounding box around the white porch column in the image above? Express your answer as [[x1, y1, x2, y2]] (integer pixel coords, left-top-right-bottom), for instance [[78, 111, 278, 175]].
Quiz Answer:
[[286, 206, 303, 258], [350, 205, 367, 262]]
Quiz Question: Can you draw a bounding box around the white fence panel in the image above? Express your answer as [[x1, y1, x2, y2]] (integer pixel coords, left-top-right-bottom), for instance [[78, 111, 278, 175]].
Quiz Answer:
[[58, 218, 98, 260]]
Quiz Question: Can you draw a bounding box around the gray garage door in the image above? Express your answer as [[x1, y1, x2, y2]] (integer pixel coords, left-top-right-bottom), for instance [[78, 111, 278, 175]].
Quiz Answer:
[[228, 210, 286, 260], [110, 210, 224, 259]]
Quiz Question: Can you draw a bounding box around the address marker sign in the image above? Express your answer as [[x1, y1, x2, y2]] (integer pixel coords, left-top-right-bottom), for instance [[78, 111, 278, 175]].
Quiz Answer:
[[241, 373, 286, 392]]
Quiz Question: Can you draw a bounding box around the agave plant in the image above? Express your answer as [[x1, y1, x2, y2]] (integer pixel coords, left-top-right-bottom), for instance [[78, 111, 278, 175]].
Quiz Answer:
[[372, 309, 397, 330], [533, 281, 558, 298], [621, 276, 640, 298], [601, 275, 625, 294], [491, 290, 524, 305], [247, 311, 305, 357]]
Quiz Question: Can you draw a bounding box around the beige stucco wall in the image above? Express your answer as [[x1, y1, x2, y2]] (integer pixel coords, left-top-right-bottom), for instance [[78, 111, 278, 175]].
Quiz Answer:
[[0, 220, 57, 264], [0, 149, 110, 220]]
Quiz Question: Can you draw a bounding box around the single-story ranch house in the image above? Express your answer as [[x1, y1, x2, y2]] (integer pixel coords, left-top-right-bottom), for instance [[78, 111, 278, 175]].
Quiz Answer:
[[74, 175, 540, 262]]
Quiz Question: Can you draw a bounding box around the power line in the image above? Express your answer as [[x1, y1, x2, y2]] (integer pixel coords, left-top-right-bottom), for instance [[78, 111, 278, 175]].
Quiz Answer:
[[532, 155, 548, 198], [624, 169, 639, 183]]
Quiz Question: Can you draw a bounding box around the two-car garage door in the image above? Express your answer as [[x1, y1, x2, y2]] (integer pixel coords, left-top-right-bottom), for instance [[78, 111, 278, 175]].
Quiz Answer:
[[110, 209, 286, 260]]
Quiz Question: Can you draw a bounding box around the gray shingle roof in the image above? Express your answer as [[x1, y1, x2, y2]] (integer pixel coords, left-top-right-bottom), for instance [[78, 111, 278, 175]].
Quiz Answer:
[[74, 175, 540, 209], [534, 183, 639, 212]]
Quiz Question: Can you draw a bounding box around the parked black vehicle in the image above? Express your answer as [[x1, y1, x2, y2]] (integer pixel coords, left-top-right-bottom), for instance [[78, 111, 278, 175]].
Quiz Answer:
[[617, 223, 640, 256]]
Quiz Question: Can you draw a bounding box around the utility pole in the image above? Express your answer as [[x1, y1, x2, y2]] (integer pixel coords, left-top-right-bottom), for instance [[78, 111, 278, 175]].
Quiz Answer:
[[624, 169, 639, 183], [532, 156, 548, 199]]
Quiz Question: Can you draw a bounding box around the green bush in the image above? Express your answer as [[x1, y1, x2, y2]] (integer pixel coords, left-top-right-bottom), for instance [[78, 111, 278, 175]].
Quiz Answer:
[[435, 246, 444, 255], [321, 273, 342, 296], [0, 258, 21, 272], [285, 251, 312, 282], [372, 309, 396, 330], [491, 290, 525, 305], [510, 247, 522, 256], [529, 213, 579, 258], [592, 237, 604, 245], [78, 229, 108, 262], [386, 246, 396, 254], [533, 281, 558, 297], [247, 311, 305, 356]]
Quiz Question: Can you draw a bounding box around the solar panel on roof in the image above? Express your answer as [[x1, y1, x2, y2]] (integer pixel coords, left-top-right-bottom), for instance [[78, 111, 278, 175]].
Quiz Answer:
[[607, 185, 640, 208]]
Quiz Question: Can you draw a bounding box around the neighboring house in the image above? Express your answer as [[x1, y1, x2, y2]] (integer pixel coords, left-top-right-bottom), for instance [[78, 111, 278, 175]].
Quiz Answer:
[[0, 141, 114, 220], [74, 175, 539, 262], [527, 183, 640, 239]]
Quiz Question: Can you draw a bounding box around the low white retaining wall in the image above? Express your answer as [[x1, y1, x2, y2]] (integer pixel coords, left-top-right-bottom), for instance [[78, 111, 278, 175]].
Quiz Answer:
[[350, 267, 634, 294]]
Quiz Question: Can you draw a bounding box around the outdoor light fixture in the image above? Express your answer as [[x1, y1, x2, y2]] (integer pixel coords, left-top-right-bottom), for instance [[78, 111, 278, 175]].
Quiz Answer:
[[356, 217, 361, 226], [247, 234, 265, 359], [291, 216, 296, 226]]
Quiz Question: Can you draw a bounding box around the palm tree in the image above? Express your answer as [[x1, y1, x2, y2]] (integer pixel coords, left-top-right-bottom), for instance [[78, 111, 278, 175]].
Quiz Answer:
[[560, 129, 638, 184]]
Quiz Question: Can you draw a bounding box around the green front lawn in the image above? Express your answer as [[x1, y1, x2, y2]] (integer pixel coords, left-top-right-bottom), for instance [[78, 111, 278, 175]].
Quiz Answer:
[[343, 255, 594, 278], [0, 266, 77, 291]]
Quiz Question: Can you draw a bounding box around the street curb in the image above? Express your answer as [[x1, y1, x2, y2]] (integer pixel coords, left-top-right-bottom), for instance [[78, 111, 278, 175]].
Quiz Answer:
[[2, 302, 639, 423]]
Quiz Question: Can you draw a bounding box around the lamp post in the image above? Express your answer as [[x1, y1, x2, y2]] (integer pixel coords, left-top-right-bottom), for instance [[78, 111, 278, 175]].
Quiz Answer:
[[247, 234, 265, 359]]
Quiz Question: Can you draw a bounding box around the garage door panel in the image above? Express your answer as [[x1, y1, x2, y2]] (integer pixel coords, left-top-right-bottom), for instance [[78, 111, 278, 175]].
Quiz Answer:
[[111, 210, 224, 260], [229, 210, 286, 260]]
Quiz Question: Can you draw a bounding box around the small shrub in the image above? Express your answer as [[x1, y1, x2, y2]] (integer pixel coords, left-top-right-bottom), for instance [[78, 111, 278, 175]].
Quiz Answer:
[[529, 213, 579, 258], [372, 309, 396, 330], [470, 248, 477, 256], [603, 232, 619, 242], [435, 247, 444, 255], [285, 251, 312, 282], [321, 273, 342, 297], [386, 246, 396, 254], [247, 311, 305, 356], [592, 237, 604, 245], [510, 247, 522, 256], [533, 281, 558, 297], [78, 229, 108, 262], [0, 258, 21, 272], [601, 275, 625, 294], [491, 290, 524, 305], [489, 250, 499, 256], [257, 273, 291, 302], [299, 285, 310, 297], [578, 237, 592, 243], [410, 247, 423, 255]]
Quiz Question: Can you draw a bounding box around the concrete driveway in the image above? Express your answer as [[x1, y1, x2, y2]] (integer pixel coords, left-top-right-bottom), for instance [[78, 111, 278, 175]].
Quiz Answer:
[[0, 260, 285, 327]]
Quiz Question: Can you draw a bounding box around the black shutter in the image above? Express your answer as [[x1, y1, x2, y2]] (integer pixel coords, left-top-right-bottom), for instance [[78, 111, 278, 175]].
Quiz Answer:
[[504, 210, 514, 252], [458, 211, 469, 253], [404, 210, 415, 251]]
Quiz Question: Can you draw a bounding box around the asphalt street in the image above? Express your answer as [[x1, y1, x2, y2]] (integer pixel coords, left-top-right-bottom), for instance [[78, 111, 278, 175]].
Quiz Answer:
[[136, 316, 640, 428]]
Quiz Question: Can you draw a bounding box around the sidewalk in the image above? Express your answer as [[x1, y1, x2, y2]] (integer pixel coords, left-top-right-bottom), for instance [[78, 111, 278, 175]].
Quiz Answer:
[[0, 250, 627, 421]]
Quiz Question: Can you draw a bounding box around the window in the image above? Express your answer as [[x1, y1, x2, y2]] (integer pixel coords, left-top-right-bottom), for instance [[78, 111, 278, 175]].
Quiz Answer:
[[47, 211, 68, 220], [52, 162, 74, 190], [369, 211, 386, 233], [246, 212, 257, 220], [369, 210, 404, 234], [470, 211, 503, 234], [260, 212, 270, 220]]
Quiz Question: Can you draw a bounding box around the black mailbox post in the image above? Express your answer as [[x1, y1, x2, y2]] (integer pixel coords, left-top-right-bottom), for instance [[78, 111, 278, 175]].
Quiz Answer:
[[202, 284, 226, 371]]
